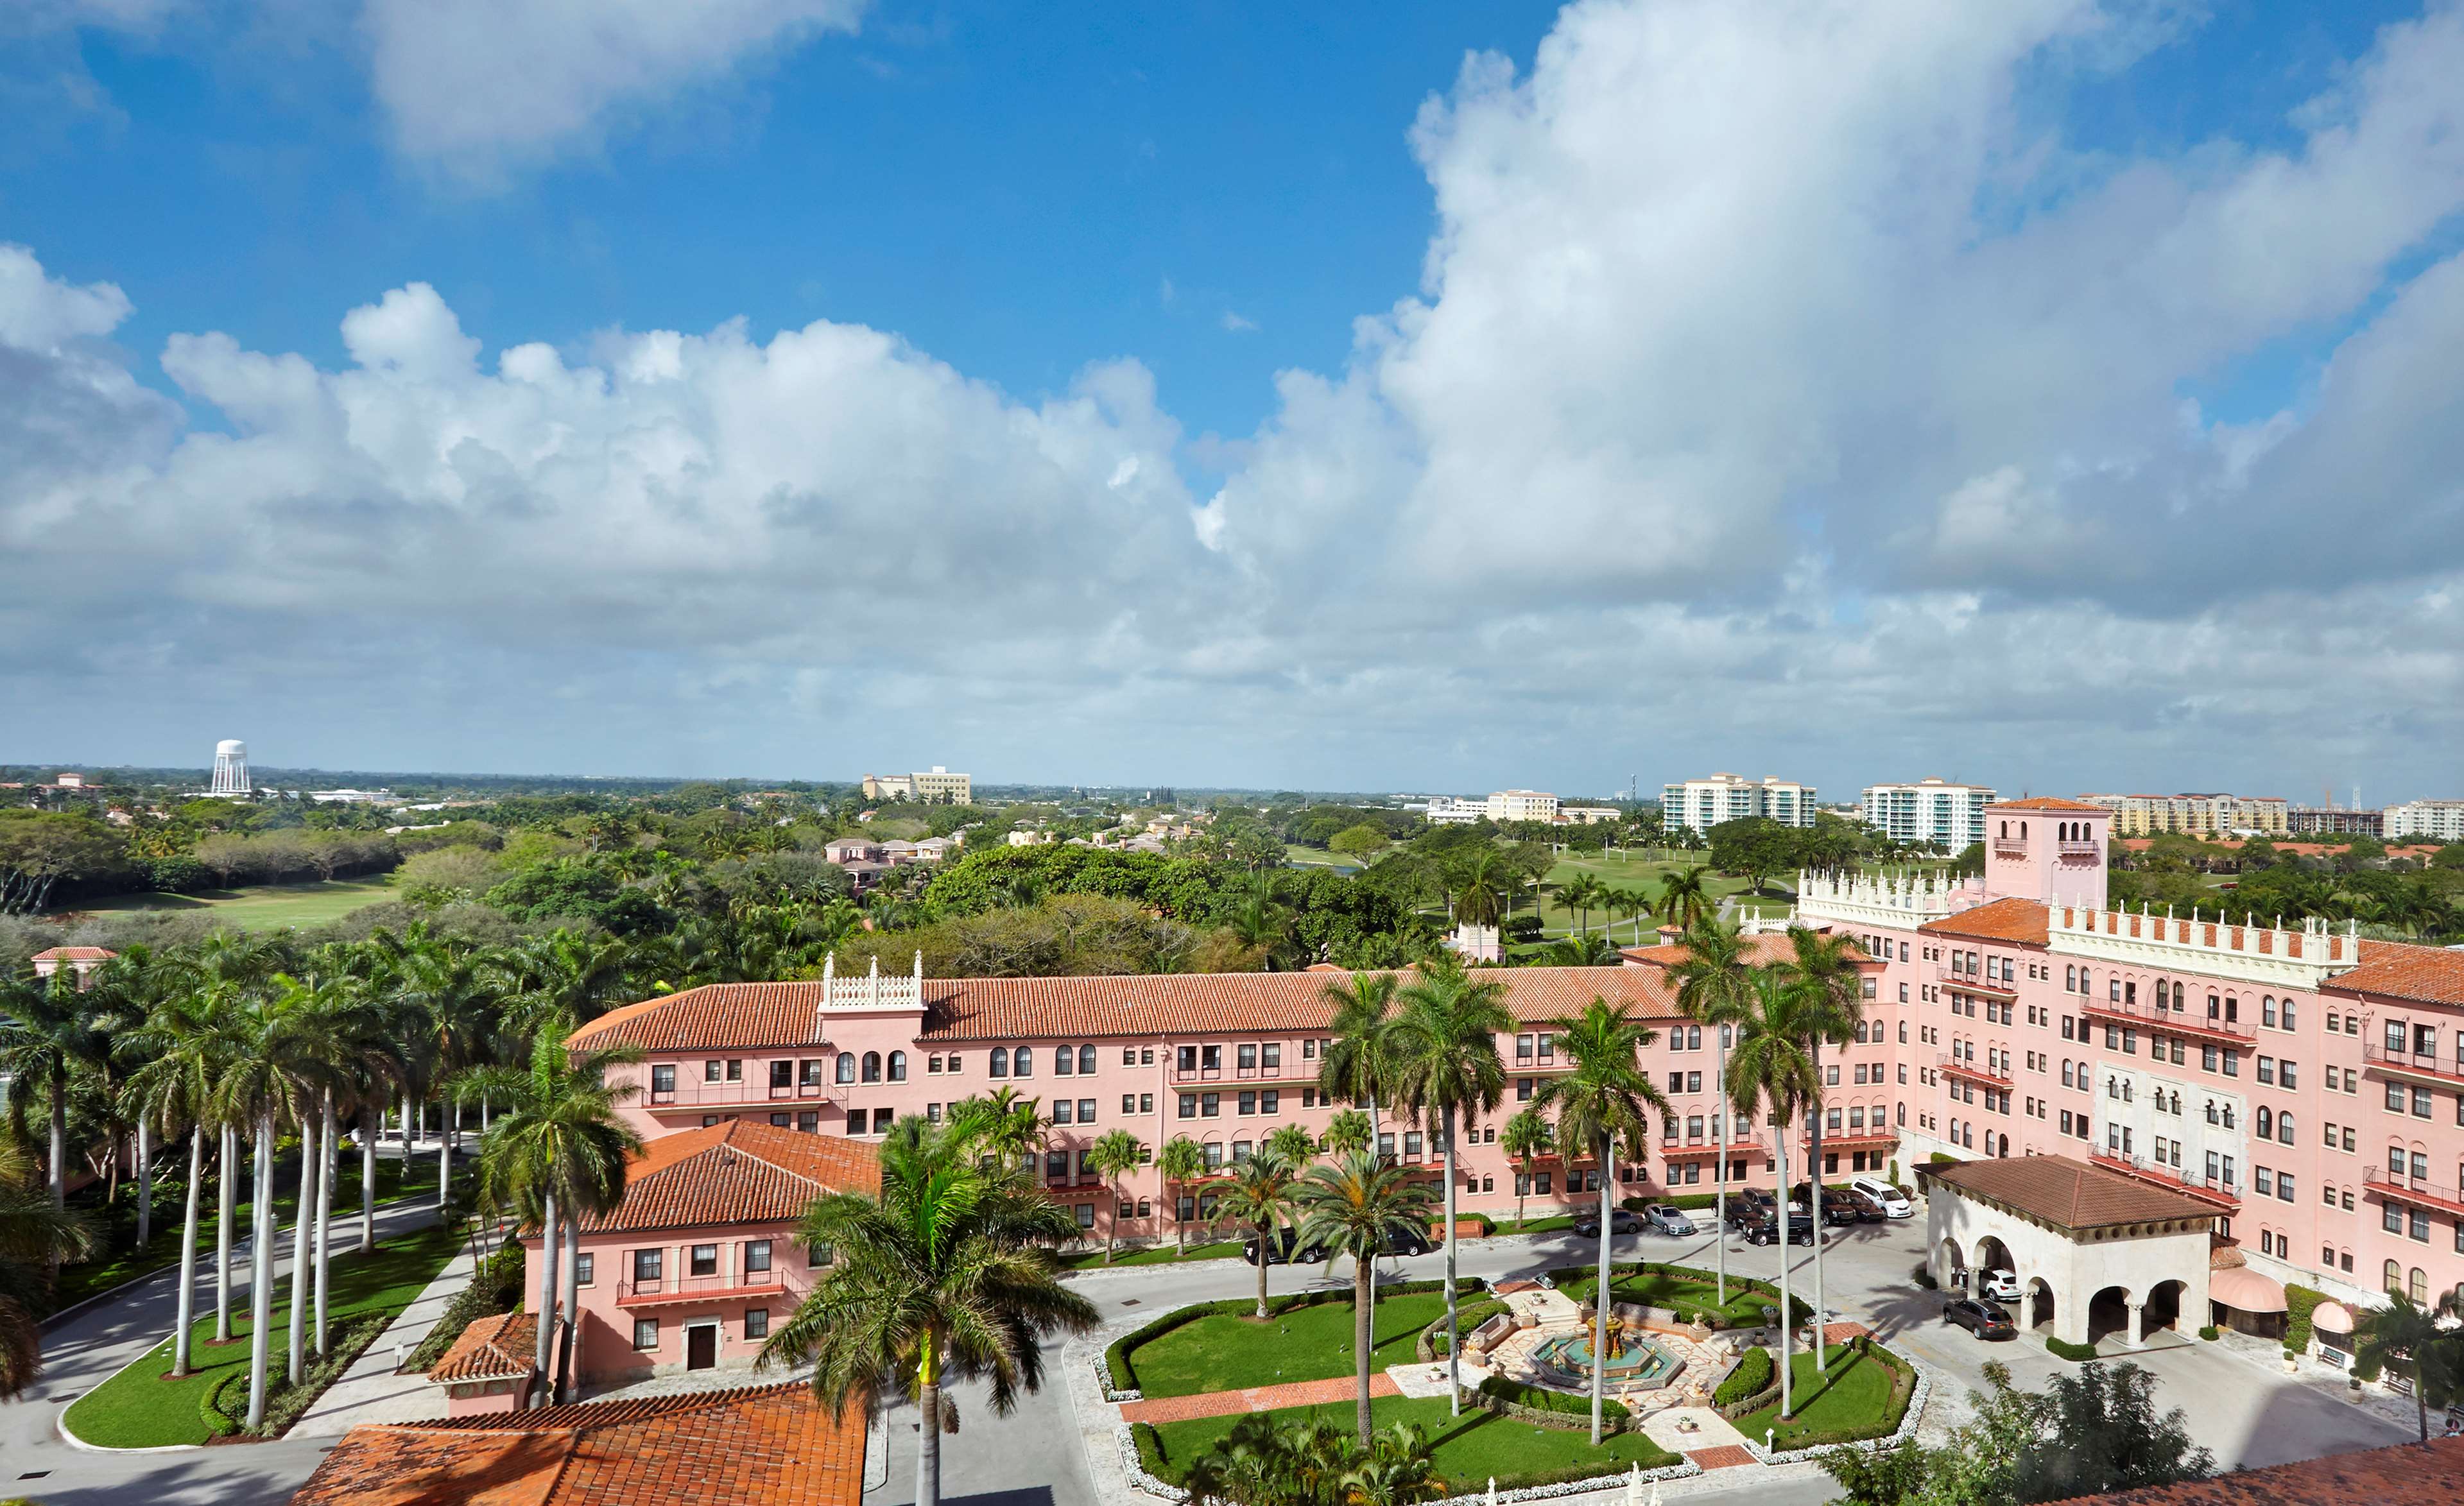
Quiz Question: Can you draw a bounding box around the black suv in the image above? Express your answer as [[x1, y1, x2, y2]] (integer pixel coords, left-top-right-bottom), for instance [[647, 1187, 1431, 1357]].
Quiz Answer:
[[1241, 1229, 1326, 1266], [1380, 1226, 1434, 1257], [1743, 1210, 1816, 1247], [1725, 1189, 1777, 1230], [1942, 1297, 2016, 1340]]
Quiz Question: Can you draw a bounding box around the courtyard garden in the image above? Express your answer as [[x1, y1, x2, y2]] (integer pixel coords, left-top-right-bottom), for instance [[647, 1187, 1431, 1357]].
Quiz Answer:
[[1547, 1260, 1808, 1330], [1135, 1395, 1682, 1493], [61, 1220, 465, 1448], [1726, 1339, 1917, 1450], [1112, 1286, 1451, 1398]]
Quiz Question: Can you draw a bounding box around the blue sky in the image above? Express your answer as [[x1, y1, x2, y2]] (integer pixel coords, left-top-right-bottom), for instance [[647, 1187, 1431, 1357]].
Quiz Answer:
[[3, 1, 2460, 798]]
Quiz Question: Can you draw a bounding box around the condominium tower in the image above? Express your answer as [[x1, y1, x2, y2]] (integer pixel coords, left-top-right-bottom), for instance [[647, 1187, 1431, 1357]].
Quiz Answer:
[[1661, 773, 1816, 834], [1863, 778, 1996, 850]]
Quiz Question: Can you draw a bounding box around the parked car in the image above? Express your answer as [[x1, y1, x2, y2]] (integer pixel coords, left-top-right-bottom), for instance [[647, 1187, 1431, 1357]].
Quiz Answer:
[[1572, 1208, 1643, 1238], [1242, 1229, 1327, 1266], [1744, 1210, 1816, 1247], [1849, 1176, 1915, 1219], [1725, 1188, 1777, 1229], [1832, 1190, 1885, 1222], [1642, 1204, 1696, 1236], [1379, 1226, 1434, 1257], [1978, 1269, 2023, 1303], [1818, 1197, 1865, 1226], [1943, 1297, 2017, 1340]]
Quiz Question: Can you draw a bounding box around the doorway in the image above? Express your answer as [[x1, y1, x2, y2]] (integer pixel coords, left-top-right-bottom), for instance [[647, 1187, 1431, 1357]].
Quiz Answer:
[[686, 1323, 718, 1371]]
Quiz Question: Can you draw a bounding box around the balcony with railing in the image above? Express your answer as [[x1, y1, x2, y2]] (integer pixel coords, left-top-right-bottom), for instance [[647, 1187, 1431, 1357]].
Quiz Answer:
[[1938, 1053, 2011, 1087], [616, 1267, 787, 1308], [2057, 838, 2100, 855], [646, 1075, 845, 1110], [2080, 994, 2255, 1045], [2363, 1167, 2464, 1217], [2087, 1147, 2239, 1210], [1935, 968, 2017, 999], [1992, 836, 2028, 858], [2360, 1043, 2464, 1089], [1802, 1127, 1899, 1152]]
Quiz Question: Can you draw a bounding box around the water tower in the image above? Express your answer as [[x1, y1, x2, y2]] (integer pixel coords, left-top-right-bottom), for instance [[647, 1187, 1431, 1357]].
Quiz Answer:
[[210, 739, 251, 796]]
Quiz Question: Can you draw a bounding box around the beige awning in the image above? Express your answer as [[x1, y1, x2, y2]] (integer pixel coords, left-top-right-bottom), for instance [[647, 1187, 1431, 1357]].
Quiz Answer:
[[2311, 1299, 2356, 1335], [2210, 1267, 2287, 1313]]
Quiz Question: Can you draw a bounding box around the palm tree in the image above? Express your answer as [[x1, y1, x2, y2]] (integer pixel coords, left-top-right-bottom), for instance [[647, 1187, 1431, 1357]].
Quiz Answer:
[[1322, 1109, 1372, 1157], [1448, 848, 1512, 928], [2355, 1287, 2464, 1442], [758, 1118, 1099, 1506], [1263, 1124, 1318, 1166], [1499, 1107, 1551, 1229], [0, 967, 106, 1213], [1725, 966, 1823, 1419], [1293, 1151, 1440, 1444], [0, 1141, 94, 1399], [121, 984, 237, 1378], [1183, 1414, 1443, 1506], [173, 930, 286, 1342], [1557, 874, 1607, 939], [1216, 1150, 1300, 1319], [1778, 927, 1866, 1365], [1384, 955, 1510, 1414], [1318, 971, 1396, 1142], [1531, 997, 1671, 1444], [460, 1023, 644, 1405], [947, 1088, 1046, 1173], [1085, 1129, 1144, 1263], [1664, 918, 1758, 1306], [1157, 1136, 1207, 1255], [1655, 864, 1713, 933]]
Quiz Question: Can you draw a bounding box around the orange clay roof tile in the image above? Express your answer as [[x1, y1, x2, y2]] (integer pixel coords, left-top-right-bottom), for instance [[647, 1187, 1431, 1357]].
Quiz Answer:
[[1993, 797, 2110, 812], [428, 1312, 540, 1384], [2323, 940, 2464, 1009], [287, 1383, 865, 1506], [1917, 897, 2051, 946], [580, 1120, 879, 1235], [2044, 1433, 2464, 1506], [1924, 1154, 2216, 1229]]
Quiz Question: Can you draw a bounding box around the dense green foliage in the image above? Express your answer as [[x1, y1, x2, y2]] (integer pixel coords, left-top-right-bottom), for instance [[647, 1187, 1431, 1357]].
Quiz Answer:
[[1715, 1345, 1775, 1405]]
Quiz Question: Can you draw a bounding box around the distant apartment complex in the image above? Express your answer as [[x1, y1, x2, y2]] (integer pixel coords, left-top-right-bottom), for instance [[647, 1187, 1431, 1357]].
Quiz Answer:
[[2289, 807, 2384, 837], [1862, 778, 1995, 850], [2080, 791, 2291, 837], [2385, 800, 2464, 843], [1420, 791, 1619, 826], [861, 766, 972, 804], [1661, 773, 1816, 834], [1485, 789, 1559, 822]]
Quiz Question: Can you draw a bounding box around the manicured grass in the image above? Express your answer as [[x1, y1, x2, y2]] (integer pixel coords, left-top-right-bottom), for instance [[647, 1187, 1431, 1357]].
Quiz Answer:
[[1498, 1215, 1579, 1235], [47, 1154, 439, 1313], [1555, 1268, 1775, 1328], [1062, 1238, 1245, 1270], [71, 877, 401, 930], [1145, 1394, 1681, 1489], [62, 1220, 463, 1449], [1126, 1292, 1447, 1398], [1728, 1344, 1901, 1448]]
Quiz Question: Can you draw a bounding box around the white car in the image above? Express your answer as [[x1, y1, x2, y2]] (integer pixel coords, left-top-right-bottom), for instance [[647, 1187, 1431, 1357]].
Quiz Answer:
[[1849, 1176, 1914, 1219], [1978, 1269, 2022, 1303]]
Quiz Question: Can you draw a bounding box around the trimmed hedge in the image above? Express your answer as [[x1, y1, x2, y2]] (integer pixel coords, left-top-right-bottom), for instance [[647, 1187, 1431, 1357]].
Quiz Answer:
[[1478, 1373, 1630, 1424], [2046, 1336, 2098, 1362], [1132, 1421, 1171, 1479], [2283, 1284, 2328, 1351], [1420, 1297, 1510, 1360], [1928, 1152, 1957, 1165], [1714, 1346, 1773, 1405], [1105, 1279, 1451, 1393], [407, 1240, 526, 1373], [201, 1369, 245, 1439], [2198, 1324, 2219, 1340], [1541, 1260, 1809, 1328]]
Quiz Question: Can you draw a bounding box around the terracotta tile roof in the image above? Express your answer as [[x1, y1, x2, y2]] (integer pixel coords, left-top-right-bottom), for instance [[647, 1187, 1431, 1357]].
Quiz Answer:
[[1918, 898, 2051, 946], [287, 1383, 865, 1506], [1994, 797, 2108, 812], [571, 966, 1684, 1053], [2047, 1435, 2464, 1506], [2323, 940, 2464, 1009], [429, 1312, 540, 1383], [1922, 1154, 2216, 1229], [580, 1119, 879, 1235], [30, 946, 117, 961], [1621, 928, 1870, 971]]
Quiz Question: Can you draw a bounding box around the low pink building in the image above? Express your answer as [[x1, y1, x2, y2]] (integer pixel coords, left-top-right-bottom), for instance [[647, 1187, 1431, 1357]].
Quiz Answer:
[[517, 1119, 879, 1393], [429, 1310, 543, 1416]]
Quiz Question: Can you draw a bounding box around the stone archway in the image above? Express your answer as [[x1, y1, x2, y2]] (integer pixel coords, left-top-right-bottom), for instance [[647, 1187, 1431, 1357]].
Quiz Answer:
[[2027, 1276, 2056, 1333], [2087, 1285, 2133, 1346], [2144, 1278, 2185, 1335], [1935, 1236, 1969, 1292], [1975, 1235, 2015, 1278]]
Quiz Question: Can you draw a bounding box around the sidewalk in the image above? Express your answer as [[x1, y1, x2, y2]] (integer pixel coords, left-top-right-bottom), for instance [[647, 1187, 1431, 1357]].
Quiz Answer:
[[288, 1234, 478, 1436], [1119, 1372, 1401, 1424]]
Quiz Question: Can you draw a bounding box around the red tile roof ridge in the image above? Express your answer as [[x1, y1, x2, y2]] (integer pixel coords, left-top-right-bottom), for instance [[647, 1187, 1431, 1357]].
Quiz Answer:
[[429, 1312, 542, 1383], [1917, 897, 2051, 946], [2323, 938, 2464, 1008], [385, 1380, 813, 1434], [1994, 797, 2108, 812], [31, 945, 118, 960], [2042, 1433, 2464, 1506]]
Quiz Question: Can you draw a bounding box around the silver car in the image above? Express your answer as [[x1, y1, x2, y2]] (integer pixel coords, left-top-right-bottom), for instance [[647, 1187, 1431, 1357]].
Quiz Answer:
[[1642, 1204, 1696, 1236]]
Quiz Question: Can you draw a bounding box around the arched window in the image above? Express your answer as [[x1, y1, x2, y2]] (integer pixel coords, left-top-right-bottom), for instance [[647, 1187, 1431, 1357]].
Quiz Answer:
[[1896, 1102, 1907, 1127], [2256, 1107, 2272, 1138], [2410, 1268, 2428, 1303], [2020, 822, 2028, 839], [2172, 981, 2184, 1009], [1079, 1044, 1097, 1075], [1999, 821, 2008, 838], [988, 1047, 1009, 1077], [835, 1052, 856, 1084], [861, 1052, 882, 1083], [2384, 1260, 2402, 1296], [888, 1050, 907, 1082], [2277, 1112, 2293, 1145], [1012, 1048, 1031, 1077], [1055, 1045, 1075, 1075]]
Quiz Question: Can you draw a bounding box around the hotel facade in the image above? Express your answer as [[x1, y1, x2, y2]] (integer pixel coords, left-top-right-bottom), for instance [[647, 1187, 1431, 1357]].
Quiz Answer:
[[549, 795, 2464, 1387]]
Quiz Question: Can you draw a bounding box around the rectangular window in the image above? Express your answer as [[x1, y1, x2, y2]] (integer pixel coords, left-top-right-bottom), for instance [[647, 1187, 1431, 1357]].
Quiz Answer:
[[633, 1318, 659, 1351], [1237, 1091, 1256, 1116], [651, 1064, 676, 1096], [1079, 1099, 1096, 1124], [575, 1252, 594, 1286], [744, 1238, 772, 1272], [745, 1308, 770, 1340], [1237, 1044, 1257, 1070], [1053, 1100, 1074, 1125], [1202, 1093, 1220, 1118], [690, 1244, 718, 1277], [798, 1111, 820, 1133], [1261, 1090, 1279, 1115], [1262, 1043, 1281, 1069], [1123, 1094, 1138, 1116], [1178, 1093, 1196, 1119]]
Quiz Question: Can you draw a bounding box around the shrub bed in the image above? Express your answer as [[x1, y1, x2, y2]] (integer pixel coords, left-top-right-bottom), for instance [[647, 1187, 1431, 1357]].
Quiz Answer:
[[2046, 1336, 2098, 1362], [406, 1240, 525, 1372], [1476, 1374, 1630, 1428], [1542, 1260, 1807, 1328], [1418, 1296, 1509, 1360], [2198, 1324, 2219, 1340], [1714, 1346, 1773, 1406]]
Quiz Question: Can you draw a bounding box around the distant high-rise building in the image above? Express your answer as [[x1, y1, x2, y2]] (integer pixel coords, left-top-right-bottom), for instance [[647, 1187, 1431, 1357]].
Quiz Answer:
[[1661, 773, 1816, 834], [2287, 807, 2383, 837], [1863, 778, 1995, 849], [863, 767, 972, 804], [2384, 800, 2464, 843], [209, 739, 251, 797], [2077, 792, 2289, 837]]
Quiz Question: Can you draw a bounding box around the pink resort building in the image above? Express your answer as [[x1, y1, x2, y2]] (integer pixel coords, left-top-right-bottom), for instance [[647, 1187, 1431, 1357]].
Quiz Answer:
[[528, 795, 2464, 1388]]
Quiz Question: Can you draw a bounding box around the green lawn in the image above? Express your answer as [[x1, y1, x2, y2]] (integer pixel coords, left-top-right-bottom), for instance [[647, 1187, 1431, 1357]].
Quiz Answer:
[[70, 877, 402, 930], [62, 1220, 463, 1448], [1125, 1292, 1447, 1398], [1496, 1214, 1578, 1235], [1728, 1344, 1904, 1449], [47, 1152, 439, 1314], [1144, 1394, 1681, 1490], [1554, 1268, 1776, 1328], [1517, 854, 1793, 942], [1063, 1238, 1245, 1270]]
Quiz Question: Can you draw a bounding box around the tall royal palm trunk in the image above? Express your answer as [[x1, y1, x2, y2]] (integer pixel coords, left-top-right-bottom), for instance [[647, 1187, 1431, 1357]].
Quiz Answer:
[[1806, 1060, 1828, 1368], [171, 1127, 205, 1376], [1442, 1104, 1462, 1416], [916, 1339, 945, 1506], [530, 1190, 560, 1408], [48, 1084, 67, 1211], [1772, 1130, 1795, 1419], [313, 1093, 335, 1355], [1352, 1243, 1375, 1445], [135, 1116, 152, 1251], [1714, 1030, 1730, 1306], [438, 1101, 452, 1211], [555, 1215, 582, 1404], [246, 1114, 276, 1429], [288, 1112, 314, 1383], [215, 1123, 237, 1342], [1589, 1134, 1614, 1446], [359, 1106, 376, 1254]]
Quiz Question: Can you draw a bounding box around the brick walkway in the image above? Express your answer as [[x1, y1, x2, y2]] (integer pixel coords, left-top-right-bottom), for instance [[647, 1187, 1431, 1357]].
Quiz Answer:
[[1120, 1373, 1402, 1424], [1685, 1445, 1757, 1470]]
